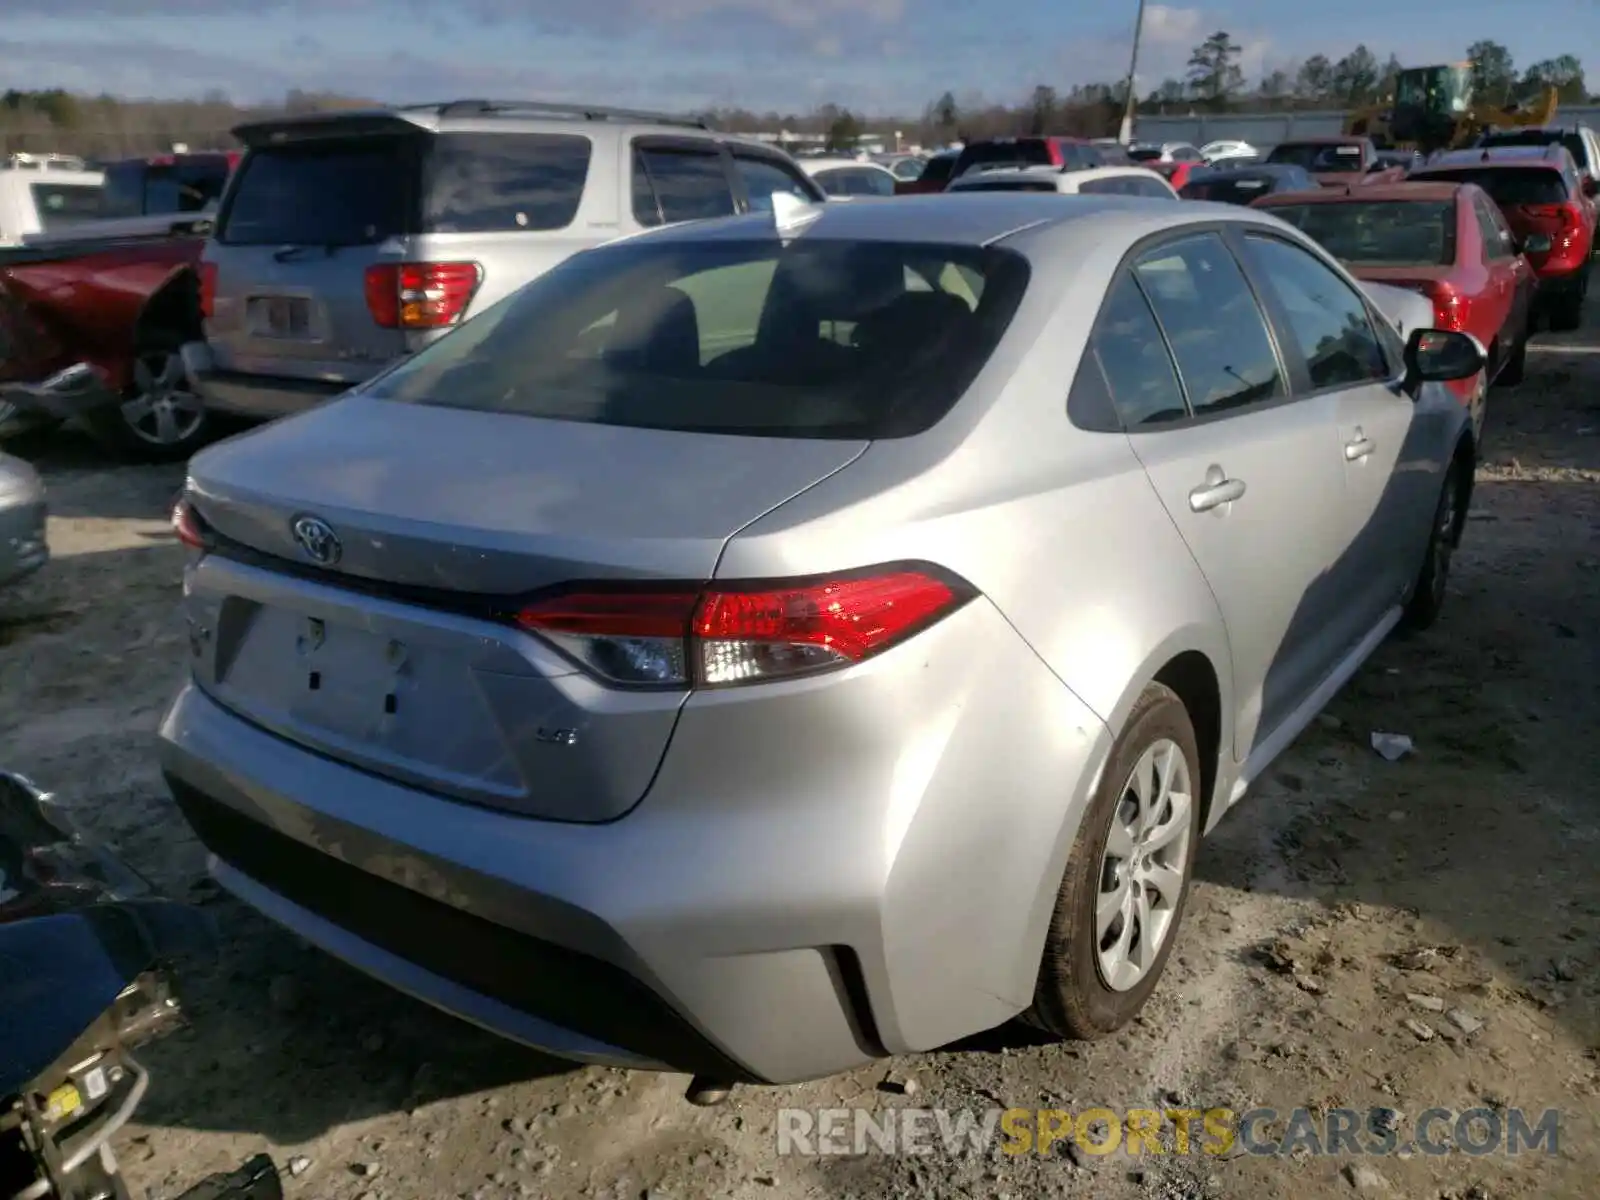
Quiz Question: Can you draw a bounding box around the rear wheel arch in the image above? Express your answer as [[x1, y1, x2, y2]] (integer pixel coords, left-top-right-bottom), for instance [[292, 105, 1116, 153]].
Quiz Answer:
[[1152, 650, 1224, 832], [133, 266, 204, 348]]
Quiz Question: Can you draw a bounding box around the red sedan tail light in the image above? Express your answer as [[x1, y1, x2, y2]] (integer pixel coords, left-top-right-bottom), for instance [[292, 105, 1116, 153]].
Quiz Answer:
[[514, 566, 976, 688]]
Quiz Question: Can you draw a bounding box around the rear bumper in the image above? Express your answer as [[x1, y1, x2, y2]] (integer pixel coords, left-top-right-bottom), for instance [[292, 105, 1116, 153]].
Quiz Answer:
[[157, 595, 1113, 1084], [180, 342, 352, 421], [0, 495, 47, 587]]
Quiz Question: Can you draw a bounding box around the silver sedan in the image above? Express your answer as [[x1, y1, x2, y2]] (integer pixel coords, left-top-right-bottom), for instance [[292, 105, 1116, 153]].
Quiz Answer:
[[159, 193, 1484, 1088], [0, 450, 46, 589]]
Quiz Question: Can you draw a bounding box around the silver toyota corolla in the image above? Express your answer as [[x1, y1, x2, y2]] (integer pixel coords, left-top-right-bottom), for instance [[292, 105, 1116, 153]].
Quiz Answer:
[[0, 450, 47, 589], [158, 193, 1484, 1088]]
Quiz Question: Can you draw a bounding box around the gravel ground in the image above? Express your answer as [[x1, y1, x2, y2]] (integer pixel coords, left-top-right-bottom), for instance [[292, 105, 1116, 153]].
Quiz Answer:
[[2, 321, 1598, 1200]]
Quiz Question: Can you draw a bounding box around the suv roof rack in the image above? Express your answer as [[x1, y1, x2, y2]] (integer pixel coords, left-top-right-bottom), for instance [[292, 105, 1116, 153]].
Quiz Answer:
[[399, 99, 712, 130]]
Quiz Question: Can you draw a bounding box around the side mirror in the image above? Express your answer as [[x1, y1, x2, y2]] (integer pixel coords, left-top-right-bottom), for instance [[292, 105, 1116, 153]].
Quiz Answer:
[[1403, 328, 1487, 393], [1522, 232, 1553, 255]]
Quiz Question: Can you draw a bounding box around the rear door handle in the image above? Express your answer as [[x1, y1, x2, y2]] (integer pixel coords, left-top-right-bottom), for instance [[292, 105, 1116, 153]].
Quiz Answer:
[[1345, 435, 1376, 461], [1189, 476, 1246, 512]]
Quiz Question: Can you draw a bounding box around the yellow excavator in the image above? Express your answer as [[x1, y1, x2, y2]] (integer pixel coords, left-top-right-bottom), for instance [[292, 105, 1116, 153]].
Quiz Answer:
[[1344, 62, 1559, 154]]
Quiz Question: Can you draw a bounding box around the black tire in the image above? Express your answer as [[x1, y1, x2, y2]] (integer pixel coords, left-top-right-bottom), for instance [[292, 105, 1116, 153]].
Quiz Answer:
[[1024, 682, 1203, 1040], [1495, 335, 1526, 387], [80, 329, 214, 463], [1546, 268, 1588, 334], [1401, 459, 1463, 632]]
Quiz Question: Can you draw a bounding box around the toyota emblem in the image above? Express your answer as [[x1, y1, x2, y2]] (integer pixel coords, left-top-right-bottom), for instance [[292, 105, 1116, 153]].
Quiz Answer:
[[291, 515, 342, 566]]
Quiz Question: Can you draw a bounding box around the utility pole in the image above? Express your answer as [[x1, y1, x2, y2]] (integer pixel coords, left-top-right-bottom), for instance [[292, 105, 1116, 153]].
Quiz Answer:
[[1118, 0, 1146, 144]]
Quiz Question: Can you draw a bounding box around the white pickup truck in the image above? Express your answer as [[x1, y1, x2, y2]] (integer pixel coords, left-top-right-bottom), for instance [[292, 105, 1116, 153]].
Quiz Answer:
[[0, 158, 105, 247]]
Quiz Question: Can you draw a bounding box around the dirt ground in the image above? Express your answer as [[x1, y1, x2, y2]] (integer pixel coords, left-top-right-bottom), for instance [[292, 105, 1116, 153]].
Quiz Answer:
[[2, 320, 1597, 1200]]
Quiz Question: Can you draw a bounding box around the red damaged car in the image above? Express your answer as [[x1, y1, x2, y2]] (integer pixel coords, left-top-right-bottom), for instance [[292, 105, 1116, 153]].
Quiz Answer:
[[1408, 145, 1596, 332], [1254, 181, 1538, 435]]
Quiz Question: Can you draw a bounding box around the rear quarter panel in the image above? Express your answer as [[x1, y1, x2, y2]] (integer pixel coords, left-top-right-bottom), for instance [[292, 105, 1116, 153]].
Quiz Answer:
[[0, 236, 203, 388]]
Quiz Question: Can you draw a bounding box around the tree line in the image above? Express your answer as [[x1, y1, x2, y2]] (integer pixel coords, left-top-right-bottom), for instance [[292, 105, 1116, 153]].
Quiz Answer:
[[0, 38, 1588, 160]]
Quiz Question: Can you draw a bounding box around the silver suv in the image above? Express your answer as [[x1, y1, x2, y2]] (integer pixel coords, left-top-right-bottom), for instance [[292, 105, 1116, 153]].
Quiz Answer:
[[182, 100, 825, 421]]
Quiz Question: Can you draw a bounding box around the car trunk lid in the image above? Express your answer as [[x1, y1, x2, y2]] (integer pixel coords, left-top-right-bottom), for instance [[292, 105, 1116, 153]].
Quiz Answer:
[[182, 395, 868, 821]]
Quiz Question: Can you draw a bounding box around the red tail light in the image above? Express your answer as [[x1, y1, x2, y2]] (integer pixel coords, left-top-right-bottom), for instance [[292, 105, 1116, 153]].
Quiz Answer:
[[1046, 140, 1065, 168], [514, 566, 975, 688], [364, 261, 482, 330], [1414, 282, 1469, 332], [171, 496, 210, 550], [198, 262, 217, 321]]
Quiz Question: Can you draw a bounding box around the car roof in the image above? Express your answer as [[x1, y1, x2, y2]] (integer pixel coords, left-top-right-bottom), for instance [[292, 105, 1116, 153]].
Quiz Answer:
[[618, 190, 1279, 253], [1255, 181, 1463, 204], [948, 165, 1170, 192], [232, 98, 718, 144], [1421, 147, 1565, 170]]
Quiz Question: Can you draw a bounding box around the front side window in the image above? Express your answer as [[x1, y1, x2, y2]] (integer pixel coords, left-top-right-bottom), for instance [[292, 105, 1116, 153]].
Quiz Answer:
[[365, 238, 1031, 440], [632, 147, 737, 227], [1132, 234, 1284, 415], [1242, 235, 1389, 389]]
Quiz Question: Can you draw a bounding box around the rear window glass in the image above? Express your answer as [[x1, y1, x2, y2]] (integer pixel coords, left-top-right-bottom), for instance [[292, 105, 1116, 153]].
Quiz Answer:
[[1412, 166, 1568, 207], [1266, 143, 1365, 172], [1180, 176, 1277, 204], [1481, 130, 1586, 168], [956, 141, 1053, 176], [99, 162, 146, 218], [366, 238, 1031, 440], [1265, 200, 1457, 266], [423, 133, 591, 233], [953, 179, 1059, 193], [30, 182, 103, 230], [220, 140, 417, 246], [145, 164, 230, 214]]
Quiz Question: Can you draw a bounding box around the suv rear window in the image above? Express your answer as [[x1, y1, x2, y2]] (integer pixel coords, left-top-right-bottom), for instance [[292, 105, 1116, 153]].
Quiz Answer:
[[423, 133, 592, 233], [1480, 129, 1588, 170], [219, 139, 418, 246], [366, 238, 1030, 440], [1412, 166, 1568, 207], [30, 182, 103, 231]]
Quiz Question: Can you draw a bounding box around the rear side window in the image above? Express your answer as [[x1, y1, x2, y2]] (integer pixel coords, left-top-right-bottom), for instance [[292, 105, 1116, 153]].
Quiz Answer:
[[364, 237, 1031, 440], [1091, 273, 1188, 427], [99, 162, 145, 218], [30, 182, 103, 230], [815, 168, 897, 197], [220, 140, 417, 246], [633, 147, 737, 226], [423, 133, 591, 233], [1133, 234, 1284, 415]]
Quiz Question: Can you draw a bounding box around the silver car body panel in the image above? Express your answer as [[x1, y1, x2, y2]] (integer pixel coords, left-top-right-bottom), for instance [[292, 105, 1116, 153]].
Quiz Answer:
[[162, 193, 1471, 1083]]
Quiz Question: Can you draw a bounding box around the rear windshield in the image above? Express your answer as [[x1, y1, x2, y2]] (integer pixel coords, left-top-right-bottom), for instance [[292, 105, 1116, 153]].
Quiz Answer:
[[30, 182, 103, 230], [1180, 175, 1277, 204], [956, 141, 1053, 176], [954, 179, 1059, 193], [1412, 166, 1568, 207], [1266, 143, 1365, 173], [1265, 200, 1457, 266], [365, 238, 1031, 440], [219, 139, 417, 246], [1480, 130, 1586, 169]]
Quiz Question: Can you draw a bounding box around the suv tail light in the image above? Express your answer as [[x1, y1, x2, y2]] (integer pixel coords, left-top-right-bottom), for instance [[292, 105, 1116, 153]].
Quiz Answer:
[[364, 262, 482, 330], [1521, 201, 1583, 228], [514, 566, 976, 688], [198, 262, 217, 321], [171, 496, 210, 550]]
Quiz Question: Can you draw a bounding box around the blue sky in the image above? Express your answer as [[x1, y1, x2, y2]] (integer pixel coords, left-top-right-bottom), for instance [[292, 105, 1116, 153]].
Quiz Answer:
[[0, 0, 1593, 114]]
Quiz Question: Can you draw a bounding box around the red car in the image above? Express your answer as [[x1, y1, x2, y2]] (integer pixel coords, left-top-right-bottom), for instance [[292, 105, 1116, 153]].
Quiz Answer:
[[1409, 145, 1596, 331], [1127, 141, 1206, 191], [1253, 181, 1537, 434]]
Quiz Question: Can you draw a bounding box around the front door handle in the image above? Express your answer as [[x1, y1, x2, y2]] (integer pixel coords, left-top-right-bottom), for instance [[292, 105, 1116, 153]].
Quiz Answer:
[[1345, 433, 1376, 461], [1189, 473, 1246, 512]]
